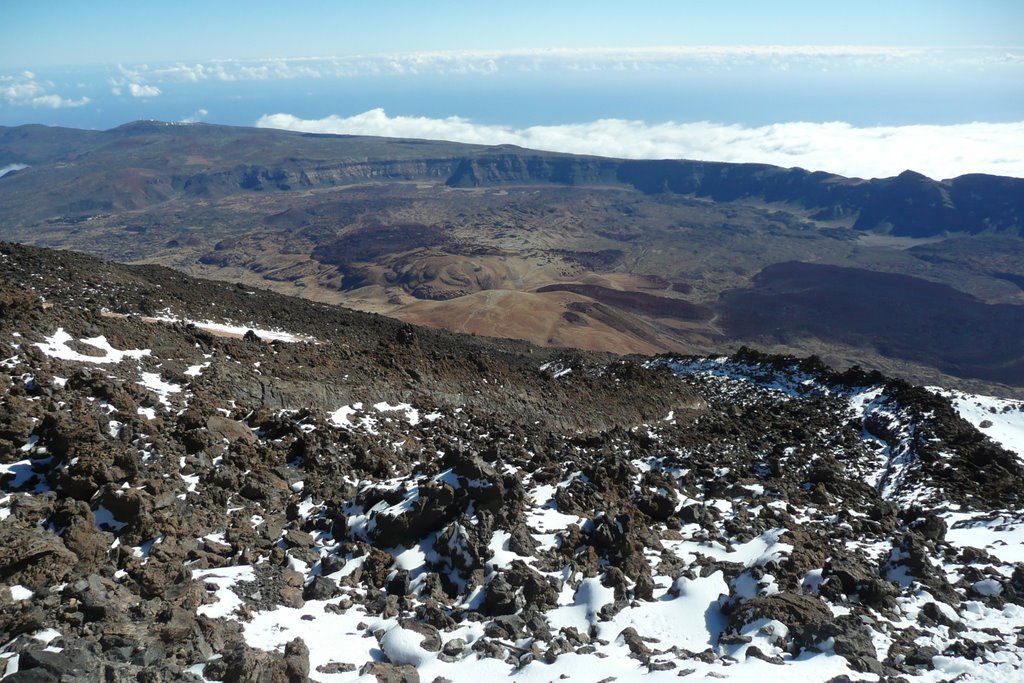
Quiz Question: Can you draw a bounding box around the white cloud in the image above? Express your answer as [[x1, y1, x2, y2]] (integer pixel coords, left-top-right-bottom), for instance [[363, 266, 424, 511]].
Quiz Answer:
[[109, 46, 1024, 84], [109, 64, 163, 97], [30, 93, 90, 108], [127, 82, 162, 97], [180, 108, 209, 123], [256, 109, 1024, 180], [150, 63, 209, 82], [0, 163, 28, 178], [1, 72, 90, 108], [1, 79, 46, 100]]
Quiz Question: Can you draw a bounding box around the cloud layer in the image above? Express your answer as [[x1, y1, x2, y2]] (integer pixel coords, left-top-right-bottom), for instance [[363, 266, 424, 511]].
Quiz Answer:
[[256, 109, 1024, 180], [109, 46, 1023, 83], [0, 72, 89, 108], [110, 65, 163, 97], [127, 83, 162, 97], [180, 108, 209, 124]]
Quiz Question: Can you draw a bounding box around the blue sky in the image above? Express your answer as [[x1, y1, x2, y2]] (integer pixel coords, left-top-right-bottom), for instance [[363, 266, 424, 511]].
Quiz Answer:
[[3, 0, 1022, 67], [1, 1, 1023, 178]]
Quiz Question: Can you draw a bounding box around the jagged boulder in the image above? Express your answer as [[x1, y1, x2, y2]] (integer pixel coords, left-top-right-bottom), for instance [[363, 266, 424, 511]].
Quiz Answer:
[[370, 481, 458, 548], [0, 525, 79, 590]]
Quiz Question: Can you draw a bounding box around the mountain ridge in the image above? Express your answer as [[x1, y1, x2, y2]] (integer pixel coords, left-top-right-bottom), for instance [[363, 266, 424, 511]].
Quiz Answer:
[[2, 122, 1024, 238]]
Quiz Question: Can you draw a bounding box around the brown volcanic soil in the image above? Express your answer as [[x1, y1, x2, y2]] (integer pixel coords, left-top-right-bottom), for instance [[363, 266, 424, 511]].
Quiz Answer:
[[536, 283, 714, 322], [394, 289, 677, 356]]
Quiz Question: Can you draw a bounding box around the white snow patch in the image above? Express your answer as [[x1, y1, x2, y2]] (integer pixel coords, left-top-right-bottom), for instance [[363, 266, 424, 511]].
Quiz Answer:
[[945, 512, 1024, 564], [0, 459, 43, 490], [393, 544, 428, 572], [375, 401, 420, 426], [9, 585, 33, 600], [932, 388, 1024, 459], [193, 565, 256, 618], [381, 624, 435, 667], [33, 328, 150, 364], [663, 527, 793, 567], [138, 372, 182, 407], [31, 628, 62, 644], [972, 578, 1003, 597], [185, 362, 210, 377], [485, 530, 532, 570], [152, 315, 314, 343], [328, 403, 363, 428], [548, 576, 618, 631]]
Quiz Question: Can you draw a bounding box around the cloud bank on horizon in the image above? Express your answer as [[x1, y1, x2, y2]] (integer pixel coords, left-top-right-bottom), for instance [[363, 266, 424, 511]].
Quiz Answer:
[[76, 46, 1023, 84], [256, 109, 1024, 180]]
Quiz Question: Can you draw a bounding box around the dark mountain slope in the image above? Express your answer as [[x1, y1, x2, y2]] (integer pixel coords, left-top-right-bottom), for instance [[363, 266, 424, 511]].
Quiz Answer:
[[720, 261, 1024, 385], [2, 122, 1023, 236]]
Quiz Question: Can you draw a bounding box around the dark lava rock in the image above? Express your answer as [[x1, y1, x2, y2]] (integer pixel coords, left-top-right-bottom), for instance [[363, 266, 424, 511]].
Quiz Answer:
[[483, 572, 524, 616], [303, 575, 339, 601], [387, 569, 412, 596], [283, 529, 314, 550], [618, 627, 652, 659], [822, 551, 898, 610], [799, 615, 885, 675], [3, 671, 59, 683], [283, 637, 311, 682], [0, 525, 78, 589], [397, 618, 442, 653], [903, 644, 939, 669], [360, 661, 420, 683], [18, 650, 87, 678], [727, 592, 833, 640]]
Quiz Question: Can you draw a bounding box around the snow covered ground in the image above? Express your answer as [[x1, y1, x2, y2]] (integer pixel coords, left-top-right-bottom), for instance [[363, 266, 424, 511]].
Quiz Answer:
[[33, 328, 150, 364], [931, 388, 1024, 460], [150, 315, 316, 343], [5, 329, 1024, 682]]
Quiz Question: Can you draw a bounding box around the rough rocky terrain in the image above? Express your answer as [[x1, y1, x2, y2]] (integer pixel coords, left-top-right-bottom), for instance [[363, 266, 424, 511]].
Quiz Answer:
[[1, 242, 1023, 682]]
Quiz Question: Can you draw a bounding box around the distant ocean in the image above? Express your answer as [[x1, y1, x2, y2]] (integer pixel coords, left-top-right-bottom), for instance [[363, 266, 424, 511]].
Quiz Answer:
[[3, 54, 1023, 179], [2, 63, 1021, 131]]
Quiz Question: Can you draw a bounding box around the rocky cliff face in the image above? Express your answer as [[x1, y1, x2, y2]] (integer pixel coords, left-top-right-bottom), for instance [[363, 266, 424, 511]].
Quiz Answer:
[[445, 152, 622, 187], [1, 242, 1023, 682], [449, 154, 1024, 236], [173, 159, 461, 197]]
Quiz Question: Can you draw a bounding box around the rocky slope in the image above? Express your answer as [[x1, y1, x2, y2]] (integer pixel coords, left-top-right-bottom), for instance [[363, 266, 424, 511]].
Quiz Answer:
[[1, 242, 1023, 682]]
